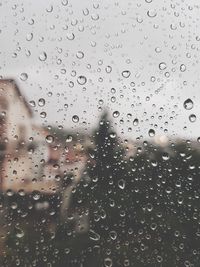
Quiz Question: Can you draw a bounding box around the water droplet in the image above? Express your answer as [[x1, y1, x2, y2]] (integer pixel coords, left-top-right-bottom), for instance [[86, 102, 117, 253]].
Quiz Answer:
[[113, 111, 120, 118], [109, 230, 117, 240], [61, 0, 68, 6], [45, 135, 54, 144], [159, 62, 167, 70], [104, 257, 112, 267], [40, 111, 46, 118], [38, 98, 45, 107], [26, 33, 33, 41], [15, 226, 24, 238], [32, 191, 40, 200], [180, 64, 186, 72], [183, 98, 193, 110], [109, 132, 116, 139], [20, 73, 28, 81], [77, 75, 87, 85], [147, 9, 157, 17], [72, 115, 79, 123], [76, 51, 84, 59], [105, 66, 112, 73], [67, 32, 75, 40], [39, 52, 47, 61], [148, 129, 155, 137], [133, 118, 139, 126], [89, 229, 100, 241], [122, 70, 131, 78], [189, 114, 196, 122], [66, 135, 73, 142], [118, 179, 125, 189]]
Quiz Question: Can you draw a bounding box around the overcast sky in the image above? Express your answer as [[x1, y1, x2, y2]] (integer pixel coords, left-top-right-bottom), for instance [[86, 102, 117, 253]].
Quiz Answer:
[[1, 0, 200, 140]]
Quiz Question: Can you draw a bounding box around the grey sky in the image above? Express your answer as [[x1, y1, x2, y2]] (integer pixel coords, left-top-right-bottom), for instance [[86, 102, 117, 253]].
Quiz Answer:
[[1, 0, 200, 140]]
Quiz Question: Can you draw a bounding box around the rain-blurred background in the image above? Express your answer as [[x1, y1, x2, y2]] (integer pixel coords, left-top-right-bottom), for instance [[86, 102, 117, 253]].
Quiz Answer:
[[0, 0, 200, 266]]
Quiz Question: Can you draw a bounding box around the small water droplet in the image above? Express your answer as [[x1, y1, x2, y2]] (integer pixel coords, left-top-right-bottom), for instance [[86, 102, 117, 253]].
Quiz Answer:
[[104, 257, 112, 267], [122, 70, 131, 78], [89, 229, 100, 241], [72, 115, 79, 123], [67, 32, 75, 40], [148, 129, 155, 137], [77, 75, 87, 85], [180, 64, 186, 72], [133, 118, 139, 126], [159, 62, 167, 70], [20, 73, 28, 81], [15, 226, 24, 238], [113, 111, 120, 118], [118, 179, 125, 189], [183, 98, 193, 110], [76, 51, 84, 59], [189, 114, 196, 122], [38, 98, 45, 107], [46, 135, 54, 144], [39, 52, 47, 61], [26, 33, 33, 41], [147, 9, 157, 17]]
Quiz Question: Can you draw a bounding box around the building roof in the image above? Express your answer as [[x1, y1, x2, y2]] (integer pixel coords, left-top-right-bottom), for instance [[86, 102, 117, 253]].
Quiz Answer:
[[0, 79, 33, 117]]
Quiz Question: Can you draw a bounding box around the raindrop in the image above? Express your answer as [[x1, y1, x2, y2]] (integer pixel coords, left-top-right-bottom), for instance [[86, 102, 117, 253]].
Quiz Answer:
[[148, 129, 155, 137], [77, 75, 87, 85], [26, 33, 33, 41], [61, 0, 68, 6], [40, 111, 46, 118], [183, 98, 193, 110], [105, 66, 112, 73], [104, 258, 112, 267], [72, 115, 79, 123], [15, 226, 24, 238], [159, 62, 167, 70], [32, 191, 40, 200], [109, 132, 116, 139], [113, 111, 120, 118], [118, 179, 125, 189], [189, 114, 196, 122], [147, 9, 157, 17], [39, 52, 47, 61], [76, 51, 84, 59], [38, 98, 45, 107], [46, 135, 54, 143], [67, 32, 75, 40], [180, 64, 186, 72], [89, 229, 100, 241], [109, 230, 117, 240], [133, 118, 139, 126], [20, 73, 28, 81], [122, 70, 131, 78]]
